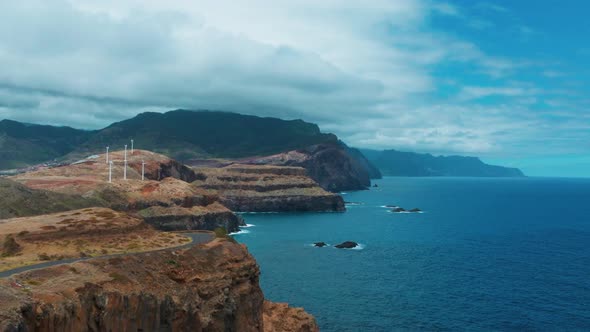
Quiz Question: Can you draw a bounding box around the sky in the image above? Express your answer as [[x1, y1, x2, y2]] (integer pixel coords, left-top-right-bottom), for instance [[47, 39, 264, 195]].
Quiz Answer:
[[0, 0, 588, 177]]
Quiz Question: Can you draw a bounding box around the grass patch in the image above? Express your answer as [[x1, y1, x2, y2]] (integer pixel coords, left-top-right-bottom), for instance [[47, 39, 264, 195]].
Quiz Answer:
[[126, 242, 140, 250], [213, 227, 237, 243]]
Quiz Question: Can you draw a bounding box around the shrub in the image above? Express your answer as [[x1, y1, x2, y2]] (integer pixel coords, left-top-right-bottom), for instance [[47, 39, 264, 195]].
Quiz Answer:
[[1, 235, 21, 257], [213, 227, 237, 243], [109, 272, 130, 283], [214, 227, 228, 238]]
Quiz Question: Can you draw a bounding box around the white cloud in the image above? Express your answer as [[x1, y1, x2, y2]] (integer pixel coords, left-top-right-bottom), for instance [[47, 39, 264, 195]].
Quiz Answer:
[[457, 86, 537, 101], [0, 0, 586, 158]]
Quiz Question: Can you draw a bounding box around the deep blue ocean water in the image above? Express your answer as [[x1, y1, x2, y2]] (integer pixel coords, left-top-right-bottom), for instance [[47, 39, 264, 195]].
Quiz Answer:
[[234, 177, 590, 331]]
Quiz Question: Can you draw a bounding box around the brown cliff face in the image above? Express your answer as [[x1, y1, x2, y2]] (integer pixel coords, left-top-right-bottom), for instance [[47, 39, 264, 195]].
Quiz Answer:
[[138, 203, 246, 233], [239, 144, 371, 192], [263, 301, 319, 332], [0, 238, 317, 332], [192, 165, 345, 212]]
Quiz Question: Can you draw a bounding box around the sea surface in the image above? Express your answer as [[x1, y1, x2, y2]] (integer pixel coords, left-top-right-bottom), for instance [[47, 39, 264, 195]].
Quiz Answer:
[[234, 177, 590, 331]]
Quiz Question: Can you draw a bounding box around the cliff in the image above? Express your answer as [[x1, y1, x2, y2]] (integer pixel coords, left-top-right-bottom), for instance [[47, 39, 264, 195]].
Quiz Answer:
[[0, 238, 318, 332], [240, 143, 373, 192], [0, 207, 193, 273], [138, 203, 246, 234], [362, 149, 525, 177], [192, 164, 345, 212]]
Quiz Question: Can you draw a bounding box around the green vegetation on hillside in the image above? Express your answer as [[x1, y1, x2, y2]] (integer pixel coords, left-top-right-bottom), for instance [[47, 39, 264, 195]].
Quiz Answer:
[[0, 120, 93, 169], [76, 110, 338, 161], [0, 178, 104, 219]]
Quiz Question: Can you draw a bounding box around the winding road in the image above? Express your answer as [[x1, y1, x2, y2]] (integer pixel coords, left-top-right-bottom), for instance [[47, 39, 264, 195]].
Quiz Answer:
[[0, 232, 213, 279]]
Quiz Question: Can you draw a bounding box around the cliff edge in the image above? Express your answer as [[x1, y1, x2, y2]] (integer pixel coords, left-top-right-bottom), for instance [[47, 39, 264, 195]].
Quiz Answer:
[[0, 238, 318, 331]]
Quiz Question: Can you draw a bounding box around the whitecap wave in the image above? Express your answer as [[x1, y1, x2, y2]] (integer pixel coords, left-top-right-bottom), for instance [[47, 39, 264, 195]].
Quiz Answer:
[[334, 243, 365, 250], [308, 243, 331, 248], [241, 224, 256, 228], [350, 243, 365, 250], [229, 229, 251, 235], [387, 210, 425, 214], [238, 211, 280, 215]]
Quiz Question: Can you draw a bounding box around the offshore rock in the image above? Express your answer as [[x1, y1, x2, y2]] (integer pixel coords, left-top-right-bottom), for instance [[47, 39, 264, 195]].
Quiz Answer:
[[335, 241, 358, 249]]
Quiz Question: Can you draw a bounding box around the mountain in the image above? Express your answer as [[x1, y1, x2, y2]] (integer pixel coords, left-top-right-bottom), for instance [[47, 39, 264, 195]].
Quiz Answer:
[[344, 145, 382, 179], [0, 110, 379, 192], [73, 110, 339, 161], [0, 120, 93, 169], [362, 149, 525, 177]]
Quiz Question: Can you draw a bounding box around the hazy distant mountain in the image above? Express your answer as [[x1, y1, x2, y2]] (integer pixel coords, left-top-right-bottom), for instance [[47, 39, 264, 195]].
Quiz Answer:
[[361, 149, 525, 177], [0, 120, 93, 169]]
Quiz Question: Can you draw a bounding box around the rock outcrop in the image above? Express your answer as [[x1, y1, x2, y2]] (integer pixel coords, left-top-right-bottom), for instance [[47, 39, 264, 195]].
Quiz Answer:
[[139, 202, 246, 234], [263, 301, 319, 332], [241, 143, 372, 192], [192, 164, 345, 212], [335, 241, 358, 249], [0, 238, 316, 332]]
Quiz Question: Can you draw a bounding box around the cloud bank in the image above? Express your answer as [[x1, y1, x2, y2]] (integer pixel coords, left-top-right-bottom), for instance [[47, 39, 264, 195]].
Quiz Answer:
[[0, 0, 586, 158]]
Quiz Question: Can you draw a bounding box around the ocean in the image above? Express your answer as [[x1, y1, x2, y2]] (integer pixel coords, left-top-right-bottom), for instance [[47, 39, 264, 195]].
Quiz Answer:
[[234, 177, 590, 331]]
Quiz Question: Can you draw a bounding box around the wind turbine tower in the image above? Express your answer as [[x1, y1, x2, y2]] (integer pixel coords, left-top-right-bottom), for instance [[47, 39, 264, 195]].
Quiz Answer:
[[142, 160, 146, 181], [131, 139, 134, 154], [108, 161, 113, 183], [106, 146, 109, 164], [124, 144, 128, 180]]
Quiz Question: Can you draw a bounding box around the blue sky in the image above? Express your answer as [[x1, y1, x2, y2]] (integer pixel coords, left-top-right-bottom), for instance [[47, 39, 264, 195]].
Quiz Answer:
[[0, 0, 588, 177], [430, 0, 590, 176], [426, 0, 590, 176]]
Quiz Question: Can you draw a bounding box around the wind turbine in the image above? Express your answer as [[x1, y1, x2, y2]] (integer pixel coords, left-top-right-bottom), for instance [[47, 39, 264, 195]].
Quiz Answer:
[[106, 146, 109, 164], [131, 139, 134, 154], [124, 144, 128, 180]]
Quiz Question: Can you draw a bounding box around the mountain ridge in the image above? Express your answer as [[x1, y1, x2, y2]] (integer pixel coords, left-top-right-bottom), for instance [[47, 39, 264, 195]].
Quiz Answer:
[[361, 148, 525, 177]]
